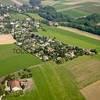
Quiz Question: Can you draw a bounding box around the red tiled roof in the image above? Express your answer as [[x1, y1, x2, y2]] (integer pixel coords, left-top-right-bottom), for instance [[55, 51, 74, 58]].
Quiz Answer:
[[8, 80, 21, 88]]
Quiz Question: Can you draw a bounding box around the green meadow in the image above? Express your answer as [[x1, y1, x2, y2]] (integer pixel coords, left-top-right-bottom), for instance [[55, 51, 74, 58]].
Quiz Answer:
[[0, 44, 42, 77]]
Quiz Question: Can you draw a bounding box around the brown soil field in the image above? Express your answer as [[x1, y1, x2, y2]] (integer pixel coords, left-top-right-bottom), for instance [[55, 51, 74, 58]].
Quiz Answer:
[[0, 34, 16, 45], [81, 80, 100, 100]]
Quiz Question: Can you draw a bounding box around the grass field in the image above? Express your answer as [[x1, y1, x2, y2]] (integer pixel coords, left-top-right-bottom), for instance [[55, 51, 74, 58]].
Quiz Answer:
[[0, 25, 100, 99], [39, 25, 100, 49], [0, 44, 42, 77]]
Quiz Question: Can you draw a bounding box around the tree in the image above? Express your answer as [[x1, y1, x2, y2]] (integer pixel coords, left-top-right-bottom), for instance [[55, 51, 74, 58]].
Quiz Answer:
[[29, 0, 41, 7], [0, 84, 5, 96]]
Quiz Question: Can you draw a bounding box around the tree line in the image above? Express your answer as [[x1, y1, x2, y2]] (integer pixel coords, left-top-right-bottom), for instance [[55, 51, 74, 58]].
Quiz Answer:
[[38, 6, 100, 35]]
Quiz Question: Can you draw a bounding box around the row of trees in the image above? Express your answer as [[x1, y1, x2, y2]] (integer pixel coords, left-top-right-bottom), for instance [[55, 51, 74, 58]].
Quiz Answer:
[[61, 13, 100, 35], [39, 6, 71, 22]]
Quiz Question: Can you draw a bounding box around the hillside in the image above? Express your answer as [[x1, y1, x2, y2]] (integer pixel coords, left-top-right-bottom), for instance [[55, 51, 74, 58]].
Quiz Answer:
[[42, 0, 100, 18], [1, 0, 100, 17]]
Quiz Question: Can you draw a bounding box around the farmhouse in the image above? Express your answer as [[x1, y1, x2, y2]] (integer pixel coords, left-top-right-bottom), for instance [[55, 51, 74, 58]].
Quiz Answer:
[[5, 80, 22, 92]]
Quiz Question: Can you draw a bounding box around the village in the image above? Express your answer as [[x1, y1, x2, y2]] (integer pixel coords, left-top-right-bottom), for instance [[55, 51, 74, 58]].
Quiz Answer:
[[14, 30, 97, 63], [0, 3, 97, 64]]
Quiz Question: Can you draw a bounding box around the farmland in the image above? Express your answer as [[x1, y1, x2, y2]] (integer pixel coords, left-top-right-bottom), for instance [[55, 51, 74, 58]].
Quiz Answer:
[[42, 0, 100, 18], [0, 0, 100, 100], [0, 25, 100, 99], [6, 62, 85, 100], [38, 25, 100, 88], [1, 0, 100, 18]]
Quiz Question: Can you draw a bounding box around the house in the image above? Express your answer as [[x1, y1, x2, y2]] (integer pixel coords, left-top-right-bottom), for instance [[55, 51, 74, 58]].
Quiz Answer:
[[48, 21, 53, 26], [4, 13, 9, 18], [5, 80, 22, 92], [0, 16, 4, 21], [34, 21, 40, 28], [48, 21, 59, 27]]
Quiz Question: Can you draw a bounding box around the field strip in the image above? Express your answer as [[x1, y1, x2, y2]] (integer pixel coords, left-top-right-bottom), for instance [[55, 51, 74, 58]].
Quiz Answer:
[[57, 5, 81, 12], [0, 34, 16, 45], [58, 26, 100, 40], [80, 80, 100, 100]]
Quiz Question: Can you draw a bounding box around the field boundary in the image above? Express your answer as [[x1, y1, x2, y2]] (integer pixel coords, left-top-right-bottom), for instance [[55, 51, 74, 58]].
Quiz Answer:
[[80, 80, 100, 100]]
